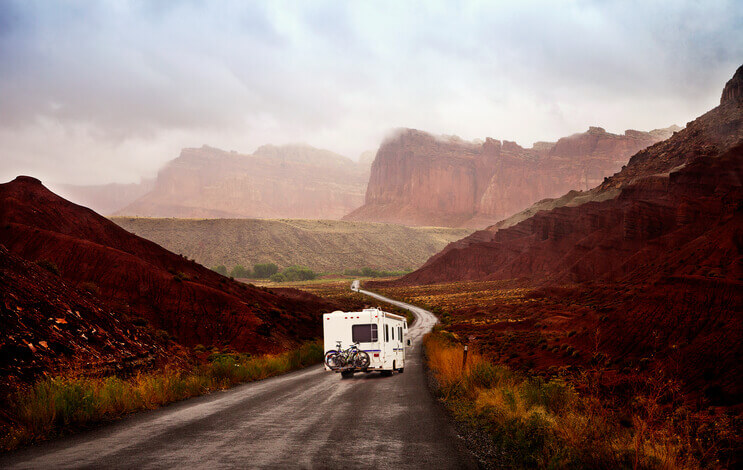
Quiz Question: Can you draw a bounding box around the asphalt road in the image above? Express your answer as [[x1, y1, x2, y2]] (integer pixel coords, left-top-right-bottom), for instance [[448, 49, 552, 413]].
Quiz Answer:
[[2, 289, 478, 469]]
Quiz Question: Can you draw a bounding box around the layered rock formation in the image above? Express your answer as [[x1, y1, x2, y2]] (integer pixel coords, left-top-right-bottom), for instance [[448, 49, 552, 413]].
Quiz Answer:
[[0, 176, 341, 362], [344, 126, 679, 228], [372, 66, 743, 406], [118, 144, 369, 219], [388, 65, 743, 286]]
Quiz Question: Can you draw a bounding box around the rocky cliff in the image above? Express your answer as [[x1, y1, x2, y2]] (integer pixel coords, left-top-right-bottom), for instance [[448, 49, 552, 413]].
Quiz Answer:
[[371, 67, 743, 407], [344, 126, 678, 228], [118, 144, 369, 219], [388, 65, 743, 286]]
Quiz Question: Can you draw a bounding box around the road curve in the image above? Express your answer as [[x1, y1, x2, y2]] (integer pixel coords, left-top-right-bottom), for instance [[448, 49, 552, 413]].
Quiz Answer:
[[1, 289, 478, 469]]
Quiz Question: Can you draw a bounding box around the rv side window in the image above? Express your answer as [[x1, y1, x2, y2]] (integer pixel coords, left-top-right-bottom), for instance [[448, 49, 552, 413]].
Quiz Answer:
[[391, 326, 394, 340], [385, 324, 389, 342], [352, 324, 378, 343], [399, 327, 402, 342]]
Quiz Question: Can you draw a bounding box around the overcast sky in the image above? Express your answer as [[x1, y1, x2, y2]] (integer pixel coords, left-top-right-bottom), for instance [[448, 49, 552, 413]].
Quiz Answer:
[[0, 0, 741, 185]]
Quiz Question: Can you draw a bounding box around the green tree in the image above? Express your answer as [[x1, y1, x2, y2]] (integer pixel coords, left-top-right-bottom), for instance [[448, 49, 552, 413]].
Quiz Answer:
[[269, 273, 286, 283], [253, 263, 279, 278], [282, 266, 317, 281], [212, 265, 228, 276], [229, 265, 251, 278]]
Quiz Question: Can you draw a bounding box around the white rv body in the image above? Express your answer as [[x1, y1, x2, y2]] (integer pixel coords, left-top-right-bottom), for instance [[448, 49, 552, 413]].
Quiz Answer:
[[323, 308, 408, 373], [350, 280, 360, 292]]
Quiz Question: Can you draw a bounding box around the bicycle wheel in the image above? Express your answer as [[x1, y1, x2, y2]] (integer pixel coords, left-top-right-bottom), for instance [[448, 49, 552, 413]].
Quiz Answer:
[[324, 350, 340, 369], [354, 351, 370, 369]]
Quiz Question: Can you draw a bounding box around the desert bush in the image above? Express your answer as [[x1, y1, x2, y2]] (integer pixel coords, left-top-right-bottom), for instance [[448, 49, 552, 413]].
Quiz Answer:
[[253, 263, 278, 278], [281, 266, 316, 281], [229, 265, 251, 278], [212, 265, 228, 276], [35, 259, 60, 276], [269, 273, 286, 283]]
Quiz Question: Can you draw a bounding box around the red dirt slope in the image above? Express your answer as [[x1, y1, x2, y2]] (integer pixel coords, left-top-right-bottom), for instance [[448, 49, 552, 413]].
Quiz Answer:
[[0, 245, 187, 395], [0, 177, 337, 355]]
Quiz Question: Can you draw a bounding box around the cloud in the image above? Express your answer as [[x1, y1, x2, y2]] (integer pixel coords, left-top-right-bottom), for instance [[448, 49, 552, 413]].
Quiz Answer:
[[0, 0, 741, 184]]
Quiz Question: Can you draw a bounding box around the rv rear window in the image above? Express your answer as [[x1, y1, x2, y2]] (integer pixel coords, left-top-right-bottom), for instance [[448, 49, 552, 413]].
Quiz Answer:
[[352, 324, 378, 343]]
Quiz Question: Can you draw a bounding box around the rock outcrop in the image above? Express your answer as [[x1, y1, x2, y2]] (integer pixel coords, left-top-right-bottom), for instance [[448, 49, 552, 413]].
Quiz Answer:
[[118, 144, 369, 219], [344, 125, 678, 228]]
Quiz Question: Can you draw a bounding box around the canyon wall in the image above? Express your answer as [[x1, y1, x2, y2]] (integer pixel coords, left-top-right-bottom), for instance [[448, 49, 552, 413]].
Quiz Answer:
[[344, 126, 678, 228]]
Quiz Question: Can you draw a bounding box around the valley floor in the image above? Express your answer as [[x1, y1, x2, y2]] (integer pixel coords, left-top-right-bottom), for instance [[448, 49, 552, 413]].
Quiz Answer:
[[365, 280, 742, 468]]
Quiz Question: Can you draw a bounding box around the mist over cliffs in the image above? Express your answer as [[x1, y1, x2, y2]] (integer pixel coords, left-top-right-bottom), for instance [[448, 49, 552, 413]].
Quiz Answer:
[[117, 144, 370, 219], [345, 125, 679, 228]]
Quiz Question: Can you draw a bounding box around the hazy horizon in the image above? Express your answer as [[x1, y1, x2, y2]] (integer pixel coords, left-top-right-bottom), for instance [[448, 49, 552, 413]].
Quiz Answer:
[[1, 0, 741, 185]]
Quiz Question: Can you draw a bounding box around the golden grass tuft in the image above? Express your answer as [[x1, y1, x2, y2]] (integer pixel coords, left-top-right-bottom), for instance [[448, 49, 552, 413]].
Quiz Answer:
[[424, 333, 706, 469]]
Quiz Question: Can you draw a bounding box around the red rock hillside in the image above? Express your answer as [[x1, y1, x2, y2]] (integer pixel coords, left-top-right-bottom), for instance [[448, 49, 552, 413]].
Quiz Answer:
[[118, 144, 369, 219], [0, 244, 189, 395], [344, 125, 677, 228], [375, 65, 743, 406], [0, 177, 340, 357]]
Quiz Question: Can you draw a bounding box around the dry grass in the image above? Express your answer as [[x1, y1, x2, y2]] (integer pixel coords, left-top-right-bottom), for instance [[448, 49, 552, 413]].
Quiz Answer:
[[425, 332, 707, 469], [1, 341, 323, 451]]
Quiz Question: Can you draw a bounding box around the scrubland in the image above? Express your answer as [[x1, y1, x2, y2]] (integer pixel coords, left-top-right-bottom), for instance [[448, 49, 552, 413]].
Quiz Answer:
[[377, 281, 740, 469], [1, 342, 322, 451]]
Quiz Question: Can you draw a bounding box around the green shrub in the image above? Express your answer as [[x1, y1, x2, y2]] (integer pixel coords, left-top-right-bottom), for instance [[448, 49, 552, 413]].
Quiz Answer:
[[469, 361, 510, 389], [519, 378, 576, 414], [281, 266, 316, 281], [212, 265, 228, 276], [253, 263, 278, 278], [229, 265, 251, 278], [269, 273, 286, 283]]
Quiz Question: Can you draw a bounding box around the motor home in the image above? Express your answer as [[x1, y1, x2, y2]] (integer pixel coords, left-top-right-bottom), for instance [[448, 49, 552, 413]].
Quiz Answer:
[[323, 308, 409, 377], [350, 280, 360, 292]]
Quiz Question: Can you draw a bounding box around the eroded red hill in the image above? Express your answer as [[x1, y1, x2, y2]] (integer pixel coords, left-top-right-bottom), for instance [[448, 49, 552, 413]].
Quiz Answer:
[[0, 177, 338, 358]]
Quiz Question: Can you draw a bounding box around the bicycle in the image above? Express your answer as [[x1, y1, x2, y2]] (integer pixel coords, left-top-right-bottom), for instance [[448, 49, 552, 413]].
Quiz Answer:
[[324, 342, 370, 375]]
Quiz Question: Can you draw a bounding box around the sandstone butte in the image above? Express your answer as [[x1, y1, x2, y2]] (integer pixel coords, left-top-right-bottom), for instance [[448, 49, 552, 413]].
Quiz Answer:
[[115, 143, 370, 219], [344, 125, 679, 228]]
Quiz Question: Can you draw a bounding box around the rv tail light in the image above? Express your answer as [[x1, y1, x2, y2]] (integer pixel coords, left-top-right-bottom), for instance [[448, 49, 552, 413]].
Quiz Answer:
[[373, 353, 379, 357]]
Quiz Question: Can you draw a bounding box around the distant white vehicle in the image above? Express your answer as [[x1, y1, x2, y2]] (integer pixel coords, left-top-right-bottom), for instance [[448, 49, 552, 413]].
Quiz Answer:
[[350, 279, 360, 291], [323, 308, 410, 378]]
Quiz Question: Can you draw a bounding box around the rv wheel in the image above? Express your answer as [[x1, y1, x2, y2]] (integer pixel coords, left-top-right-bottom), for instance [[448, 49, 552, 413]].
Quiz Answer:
[[398, 368, 404, 373]]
